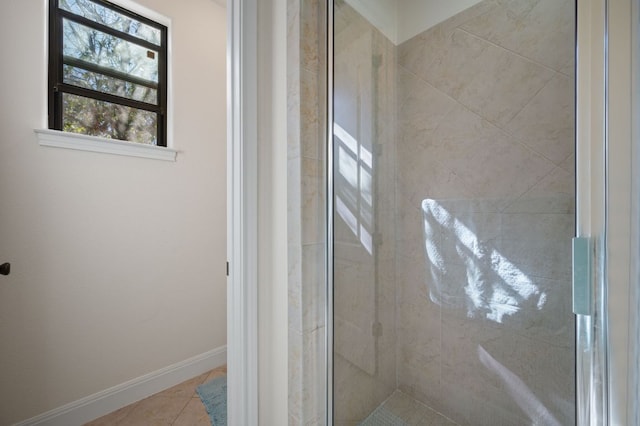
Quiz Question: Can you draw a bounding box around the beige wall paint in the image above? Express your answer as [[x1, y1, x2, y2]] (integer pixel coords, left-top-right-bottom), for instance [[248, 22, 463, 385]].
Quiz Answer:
[[0, 0, 227, 423]]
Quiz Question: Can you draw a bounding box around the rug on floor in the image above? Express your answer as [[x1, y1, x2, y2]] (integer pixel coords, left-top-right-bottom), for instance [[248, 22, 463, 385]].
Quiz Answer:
[[196, 375, 227, 426]]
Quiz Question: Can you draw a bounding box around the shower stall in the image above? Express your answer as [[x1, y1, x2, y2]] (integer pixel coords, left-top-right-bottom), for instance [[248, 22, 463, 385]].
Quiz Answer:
[[329, 0, 577, 424]]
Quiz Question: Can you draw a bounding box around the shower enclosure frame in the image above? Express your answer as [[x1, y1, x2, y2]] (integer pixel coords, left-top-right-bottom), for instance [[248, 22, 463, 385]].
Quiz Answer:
[[324, 0, 638, 424], [604, 0, 638, 424], [325, 0, 335, 423]]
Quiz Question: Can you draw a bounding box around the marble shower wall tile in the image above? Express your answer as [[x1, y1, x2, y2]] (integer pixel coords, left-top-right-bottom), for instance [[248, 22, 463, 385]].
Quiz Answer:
[[394, 192, 423, 244], [401, 26, 554, 128], [288, 1, 304, 422], [559, 153, 576, 176], [287, 155, 302, 254], [397, 290, 442, 370], [499, 212, 573, 283], [288, 243, 302, 334], [461, 0, 575, 72], [334, 242, 377, 375], [303, 326, 327, 425], [302, 243, 326, 333], [439, 313, 508, 413], [288, 76, 301, 159], [289, 0, 327, 424], [334, 0, 370, 39], [333, 353, 397, 425], [406, 29, 490, 103], [301, 68, 320, 159], [375, 257, 398, 390], [504, 72, 575, 165], [301, 0, 319, 72], [398, 24, 456, 81], [479, 330, 576, 425], [397, 0, 498, 73], [435, 312, 574, 425], [396, 147, 476, 207], [425, 105, 556, 204], [395, 237, 429, 295], [395, 227, 442, 407], [288, 328, 327, 426], [301, 157, 324, 245], [287, 0, 301, 160], [510, 276, 574, 347], [504, 166, 575, 214], [289, 330, 304, 420], [451, 34, 554, 128], [559, 55, 575, 77], [397, 67, 456, 154]]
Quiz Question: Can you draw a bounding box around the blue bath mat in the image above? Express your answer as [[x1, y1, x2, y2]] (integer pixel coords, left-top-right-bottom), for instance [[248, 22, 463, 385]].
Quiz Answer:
[[196, 375, 227, 426]]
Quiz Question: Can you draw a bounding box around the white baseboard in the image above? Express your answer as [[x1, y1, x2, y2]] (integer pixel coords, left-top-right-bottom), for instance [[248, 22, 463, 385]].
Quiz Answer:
[[14, 346, 227, 426]]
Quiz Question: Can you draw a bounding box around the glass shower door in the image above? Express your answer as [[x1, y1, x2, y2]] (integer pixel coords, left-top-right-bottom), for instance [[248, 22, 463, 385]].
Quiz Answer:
[[332, 4, 398, 419], [330, 0, 577, 424]]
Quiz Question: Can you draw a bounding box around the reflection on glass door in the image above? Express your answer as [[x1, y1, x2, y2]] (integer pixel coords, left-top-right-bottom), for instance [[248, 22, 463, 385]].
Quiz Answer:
[[331, 0, 576, 424]]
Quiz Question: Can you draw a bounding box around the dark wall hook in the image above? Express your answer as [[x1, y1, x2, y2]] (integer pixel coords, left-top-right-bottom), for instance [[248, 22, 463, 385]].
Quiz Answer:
[[0, 263, 10, 276]]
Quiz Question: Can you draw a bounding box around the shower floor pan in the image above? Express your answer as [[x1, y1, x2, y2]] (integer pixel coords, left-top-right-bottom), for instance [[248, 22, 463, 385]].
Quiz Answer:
[[359, 390, 458, 426]]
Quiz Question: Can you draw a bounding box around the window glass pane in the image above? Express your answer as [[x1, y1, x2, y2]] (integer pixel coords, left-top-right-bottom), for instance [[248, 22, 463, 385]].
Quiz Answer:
[[63, 18, 159, 84], [62, 93, 158, 144], [59, 0, 161, 46], [63, 64, 158, 104]]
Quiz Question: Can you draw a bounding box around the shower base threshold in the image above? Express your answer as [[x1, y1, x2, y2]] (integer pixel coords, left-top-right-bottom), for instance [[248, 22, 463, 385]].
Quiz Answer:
[[359, 390, 458, 426]]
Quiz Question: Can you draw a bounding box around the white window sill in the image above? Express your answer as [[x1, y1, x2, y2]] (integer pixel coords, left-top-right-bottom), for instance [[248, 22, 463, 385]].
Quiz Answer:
[[34, 129, 178, 162]]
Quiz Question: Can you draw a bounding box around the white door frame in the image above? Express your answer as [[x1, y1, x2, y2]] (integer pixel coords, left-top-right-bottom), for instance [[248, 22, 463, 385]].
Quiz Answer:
[[226, 0, 259, 424]]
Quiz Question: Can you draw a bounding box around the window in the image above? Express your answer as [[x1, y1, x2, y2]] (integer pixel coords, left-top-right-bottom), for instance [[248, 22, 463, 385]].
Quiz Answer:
[[48, 0, 168, 146]]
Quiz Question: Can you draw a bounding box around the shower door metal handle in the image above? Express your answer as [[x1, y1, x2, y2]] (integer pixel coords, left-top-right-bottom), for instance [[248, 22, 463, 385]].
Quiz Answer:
[[572, 237, 591, 315]]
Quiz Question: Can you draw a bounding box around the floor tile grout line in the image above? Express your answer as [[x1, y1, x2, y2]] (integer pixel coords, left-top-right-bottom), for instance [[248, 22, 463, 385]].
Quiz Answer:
[[170, 397, 194, 426], [171, 369, 217, 425]]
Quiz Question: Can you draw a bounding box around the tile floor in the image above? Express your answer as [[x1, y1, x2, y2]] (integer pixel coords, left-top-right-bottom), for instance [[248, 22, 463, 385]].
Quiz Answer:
[[360, 390, 458, 426], [84, 365, 226, 426]]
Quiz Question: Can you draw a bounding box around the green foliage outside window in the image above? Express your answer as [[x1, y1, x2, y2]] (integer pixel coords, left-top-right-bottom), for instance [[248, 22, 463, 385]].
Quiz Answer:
[[50, 0, 167, 145]]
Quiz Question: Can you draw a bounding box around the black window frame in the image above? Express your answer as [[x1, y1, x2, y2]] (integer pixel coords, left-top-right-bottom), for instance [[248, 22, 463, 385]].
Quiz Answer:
[[48, 0, 168, 147]]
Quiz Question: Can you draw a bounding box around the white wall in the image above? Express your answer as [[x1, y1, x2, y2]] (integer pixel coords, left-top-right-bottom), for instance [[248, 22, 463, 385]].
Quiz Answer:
[[0, 0, 227, 424]]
